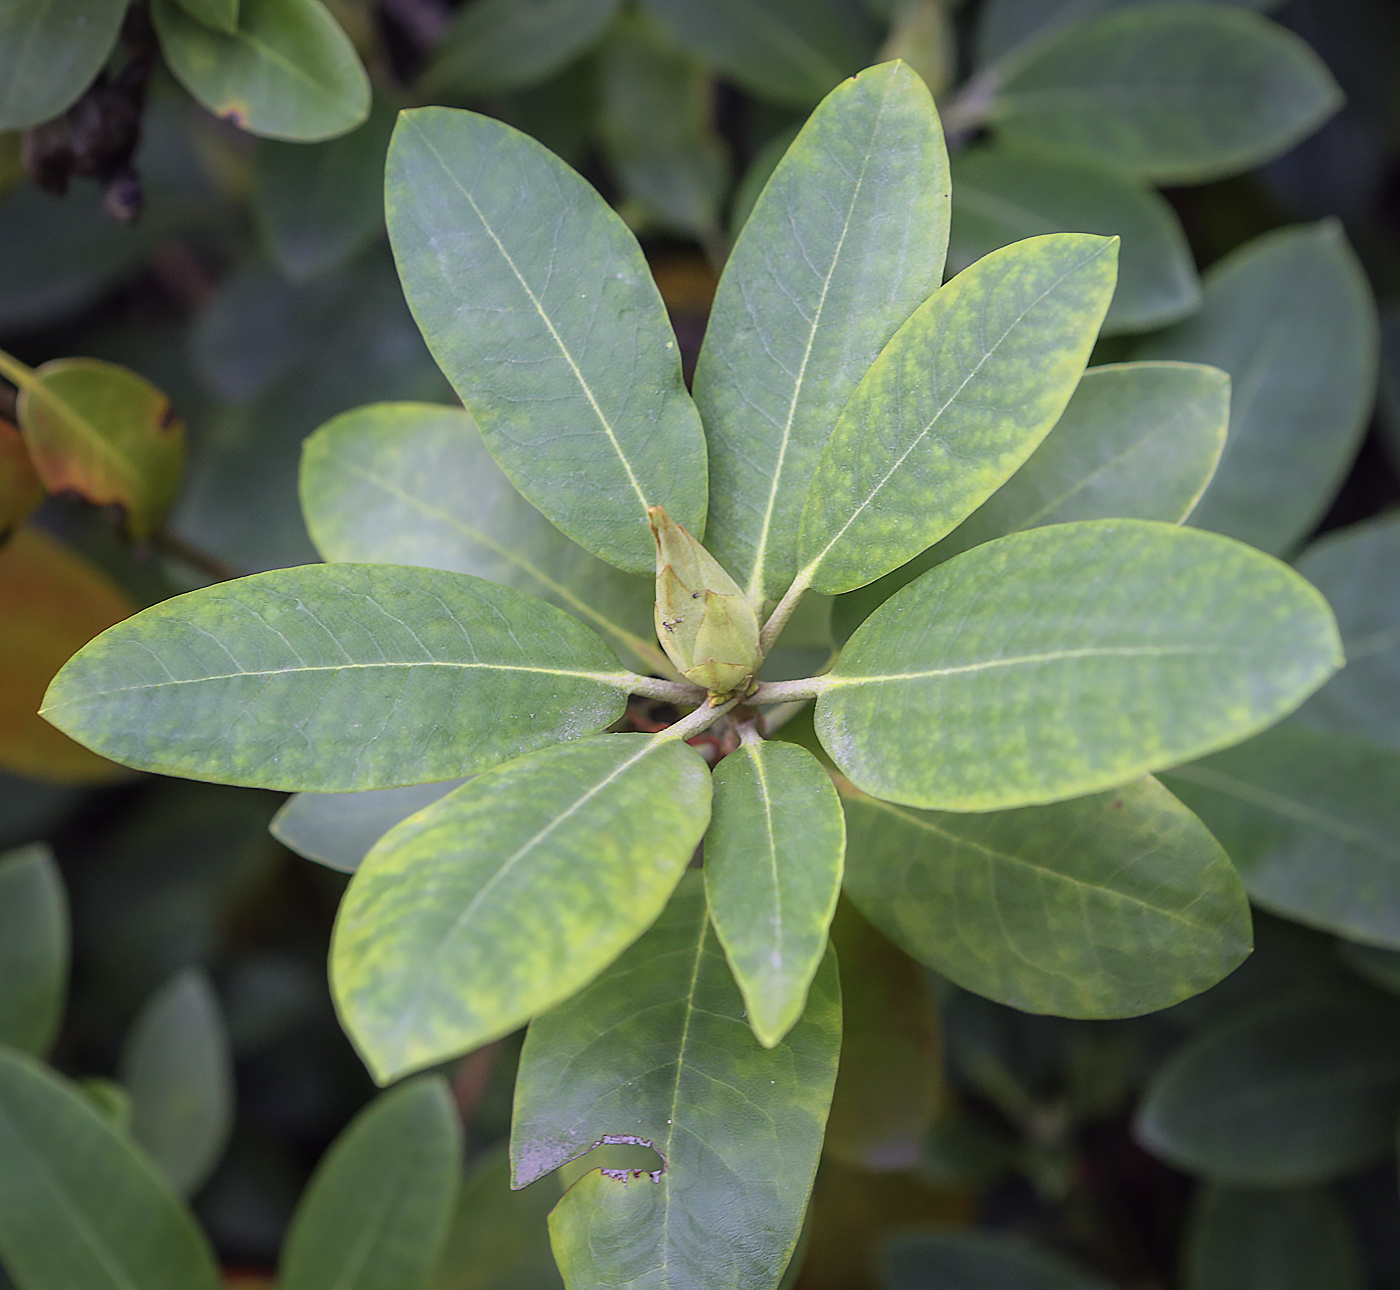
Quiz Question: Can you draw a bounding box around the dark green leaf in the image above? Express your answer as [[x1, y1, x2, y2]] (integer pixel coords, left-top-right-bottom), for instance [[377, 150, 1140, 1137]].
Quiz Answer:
[[0, 1045, 221, 1290], [695, 61, 950, 604], [990, 7, 1341, 184], [386, 107, 707, 575], [1134, 995, 1400, 1184], [843, 776, 1250, 1017], [1339, 943, 1400, 997], [299, 402, 660, 673], [279, 1076, 462, 1290], [641, 0, 879, 106], [0, 0, 127, 131], [42, 564, 633, 791], [1183, 1185, 1365, 1290], [271, 780, 466, 873], [0, 843, 67, 1057], [882, 1231, 1109, 1290], [706, 738, 844, 1046], [1292, 515, 1400, 750], [799, 233, 1117, 594], [118, 967, 233, 1197], [949, 145, 1197, 334], [421, 0, 619, 99], [512, 873, 841, 1290], [254, 98, 396, 280], [151, 0, 370, 141], [1162, 725, 1400, 950], [1136, 222, 1377, 555], [174, 0, 237, 34], [333, 734, 711, 1081], [816, 520, 1340, 811]]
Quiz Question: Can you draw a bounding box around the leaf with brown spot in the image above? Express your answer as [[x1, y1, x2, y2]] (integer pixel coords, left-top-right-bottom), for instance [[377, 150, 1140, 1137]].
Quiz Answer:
[[0, 419, 43, 538], [0, 526, 134, 783]]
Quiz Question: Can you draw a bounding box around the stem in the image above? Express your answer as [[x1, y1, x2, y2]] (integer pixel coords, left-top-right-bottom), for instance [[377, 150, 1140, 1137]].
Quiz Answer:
[[751, 677, 828, 704], [759, 569, 812, 655], [654, 692, 743, 744], [620, 674, 708, 704], [152, 528, 241, 583], [0, 349, 39, 399]]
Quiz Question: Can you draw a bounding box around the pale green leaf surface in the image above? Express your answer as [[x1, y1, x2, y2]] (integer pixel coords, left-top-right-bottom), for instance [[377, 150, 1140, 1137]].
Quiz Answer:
[[152, 0, 370, 141], [641, 0, 879, 106], [0, 1045, 221, 1290], [1137, 222, 1377, 555], [333, 735, 712, 1082], [272, 779, 467, 873], [695, 61, 951, 603], [255, 98, 396, 281], [842, 776, 1250, 1018], [0, 0, 127, 131], [119, 968, 233, 1196], [1135, 995, 1400, 1185], [799, 233, 1118, 594], [1292, 515, 1400, 750], [511, 873, 841, 1290], [279, 1076, 461, 1290], [949, 146, 1197, 334], [817, 520, 1340, 811], [706, 739, 844, 1047], [300, 402, 659, 671], [0, 843, 67, 1057], [386, 107, 706, 574], [990, 7, 1341, 184], [882, 1231, 1109, 1290], [422, 0, 619, 98], [1162, 725, 1400, 950], [42, 564, 631, 792], [174, 0, 237, 34], [1183, 1185, 1365, 1290], [834, 360, 1229, 640]]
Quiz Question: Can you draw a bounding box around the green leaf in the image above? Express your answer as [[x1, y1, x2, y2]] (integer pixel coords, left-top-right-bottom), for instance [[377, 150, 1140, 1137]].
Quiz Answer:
[[299, 402, 660, 673], [843, 776, 1251, 1018], [1137, 222, 1378, 556], [42, 564, 633, 792], [430, 1143, 562, 1290], [1292, 515, 1400, 750], [815, 520, 1341, 811], [989, 7, 1341, 184], [0, 0, 127, 131], [0, 843, 67, 1056], [835, 359, 1230, 634], [280, 1076, 462, 1290], [10, 356, 184, 541], [1162, 725, 1400, 950], [151, 0, 370, 142], [0, 1045, 222, 1290], [255, 98, 396, 281], [799, 233, 1117, 594], [332, 734, 712, 1082], [175, 0, 237, 35], [949, 145, 1198, 335], [1134, 995, 1400, 1185], [272, 780, 467, 873], [118, 968, 233, 1197], [882, 1231, 1109, 1290], [640, 0, 879, 106], [694, 61, 951, 604], [1340, 944, 1400, 997], [512, 872, 841, 1290], [386, 107, 707, 576], [705, 739, 844, 1047], [598, 15, 728, 245], [1183, 1185, 1365, 1290], [421, 0, 619, 99]]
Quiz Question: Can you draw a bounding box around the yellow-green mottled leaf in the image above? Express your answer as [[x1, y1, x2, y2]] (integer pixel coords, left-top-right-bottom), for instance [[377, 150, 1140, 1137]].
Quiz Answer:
[[42, 564, 632, 791], [332, 734, 711, 1081], [815, 520, 1341, 811], [706, 739, 843, 1046], [0, 844, 67, 1057], [799, 233, 1117, 594]]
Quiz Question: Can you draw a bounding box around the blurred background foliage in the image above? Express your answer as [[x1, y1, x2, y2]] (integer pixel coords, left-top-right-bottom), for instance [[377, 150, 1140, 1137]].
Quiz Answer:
[[1, 0, 1400, 1286]]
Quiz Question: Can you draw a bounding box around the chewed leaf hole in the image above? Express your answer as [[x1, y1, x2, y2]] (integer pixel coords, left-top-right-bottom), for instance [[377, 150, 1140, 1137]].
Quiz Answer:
[[557, 1137, 667, 1190]]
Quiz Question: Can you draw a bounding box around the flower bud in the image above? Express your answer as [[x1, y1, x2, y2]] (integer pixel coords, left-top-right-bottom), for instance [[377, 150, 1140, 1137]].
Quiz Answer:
[[649, 505, 761, 699]]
